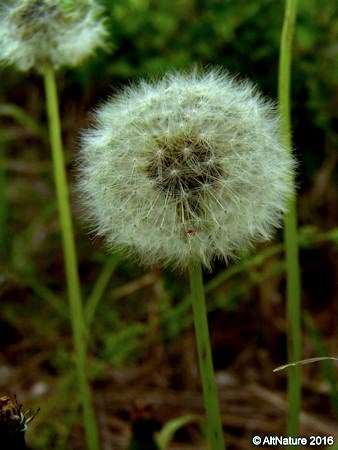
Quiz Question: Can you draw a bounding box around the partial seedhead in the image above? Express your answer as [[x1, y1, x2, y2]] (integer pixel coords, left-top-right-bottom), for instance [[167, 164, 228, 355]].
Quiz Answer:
[[0, 0, 108, 71]]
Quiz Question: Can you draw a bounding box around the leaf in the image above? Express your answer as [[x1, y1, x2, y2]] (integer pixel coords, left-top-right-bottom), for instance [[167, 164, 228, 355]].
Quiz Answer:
[[273, 357, 338, 372], [155, 414, 201, 450]]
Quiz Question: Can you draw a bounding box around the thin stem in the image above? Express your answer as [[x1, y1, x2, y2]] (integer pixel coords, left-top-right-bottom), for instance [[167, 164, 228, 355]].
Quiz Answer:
[[42, 63, 99, 450], [188, 262, 225, 450], [0, 103, 46, 140], [85, 254, 119, 327], [304, 313, 338, 416], [205, 244, 284, 293], [278, 0, 302, 440]]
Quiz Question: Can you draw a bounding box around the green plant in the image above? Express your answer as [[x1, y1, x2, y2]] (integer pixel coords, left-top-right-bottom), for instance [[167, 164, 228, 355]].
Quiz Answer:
[[0, 2, 107, 448], [78, 68, 295, 450], [43, 62, 99, 450]]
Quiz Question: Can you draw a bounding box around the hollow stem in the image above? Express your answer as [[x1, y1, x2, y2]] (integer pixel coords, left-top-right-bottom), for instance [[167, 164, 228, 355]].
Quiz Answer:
[[42, 63, 99, 450], [188, 262, 225, 450], [278, 0, 302, 440]]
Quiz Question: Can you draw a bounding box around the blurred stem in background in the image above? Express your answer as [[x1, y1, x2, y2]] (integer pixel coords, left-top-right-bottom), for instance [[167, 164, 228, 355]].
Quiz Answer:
[[188, 262, 226, 450], [278, 0, 302, 441], [42, 63, 99, 450], [85, 253, 120, 327], [0, 103, 46, 140]]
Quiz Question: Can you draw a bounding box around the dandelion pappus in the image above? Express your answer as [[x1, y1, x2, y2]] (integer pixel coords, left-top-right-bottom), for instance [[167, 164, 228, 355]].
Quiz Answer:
[[78, 69, 295, 269]]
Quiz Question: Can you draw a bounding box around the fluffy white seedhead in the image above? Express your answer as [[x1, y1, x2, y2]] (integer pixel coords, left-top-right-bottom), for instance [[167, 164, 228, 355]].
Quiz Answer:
[[78, 69, 295, 269], [0, 0, 107, 71]]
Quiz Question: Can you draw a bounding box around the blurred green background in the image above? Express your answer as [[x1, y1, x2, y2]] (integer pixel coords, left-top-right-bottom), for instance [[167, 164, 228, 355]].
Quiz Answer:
[[0, 1, 337, 449]]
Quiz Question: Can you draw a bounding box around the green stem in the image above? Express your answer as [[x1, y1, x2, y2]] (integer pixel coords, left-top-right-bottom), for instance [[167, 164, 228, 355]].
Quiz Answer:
[[188, 262, 225, 450], [278, 0, 302, 440], [42, 63, 99, 450], [85, 254, 119, 327]]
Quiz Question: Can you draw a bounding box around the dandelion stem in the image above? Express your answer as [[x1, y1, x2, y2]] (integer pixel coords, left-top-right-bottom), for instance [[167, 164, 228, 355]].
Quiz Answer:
[[188, 262, 225, 450], [42, 63, 99, 450], [278, 0, 302, 441]]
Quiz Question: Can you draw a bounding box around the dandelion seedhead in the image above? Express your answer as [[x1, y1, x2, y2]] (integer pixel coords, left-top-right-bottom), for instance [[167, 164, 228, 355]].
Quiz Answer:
[[78, 69, 295, 269], [0, 0, 107, 71]]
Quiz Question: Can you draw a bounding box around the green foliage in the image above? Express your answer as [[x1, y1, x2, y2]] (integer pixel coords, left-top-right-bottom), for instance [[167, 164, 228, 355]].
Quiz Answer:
[[84, 0, 337, 184], [99, 0, 283, 79]]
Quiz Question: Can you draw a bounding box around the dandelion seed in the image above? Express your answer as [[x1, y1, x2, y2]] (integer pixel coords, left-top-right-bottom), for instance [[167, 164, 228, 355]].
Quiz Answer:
[[78, 68, 295, 269]]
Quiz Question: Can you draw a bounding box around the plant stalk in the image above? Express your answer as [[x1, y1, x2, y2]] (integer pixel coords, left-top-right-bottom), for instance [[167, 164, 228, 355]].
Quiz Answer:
[[278, 0, 302, 440], [43, 63, 99, 450], [188, 262, 225, 450]]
